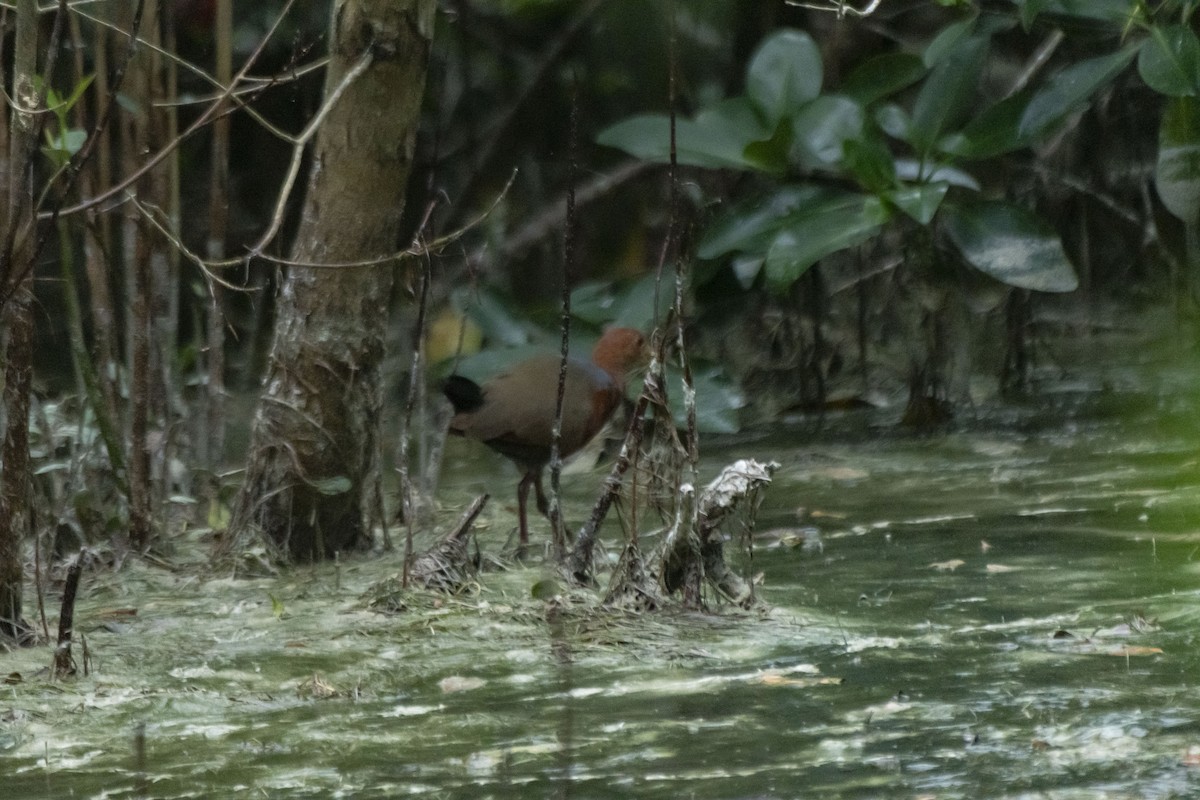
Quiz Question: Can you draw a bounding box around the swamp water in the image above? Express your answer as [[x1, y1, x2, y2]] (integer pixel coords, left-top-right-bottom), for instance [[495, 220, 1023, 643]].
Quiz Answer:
[[5, 336, 1200, 798]]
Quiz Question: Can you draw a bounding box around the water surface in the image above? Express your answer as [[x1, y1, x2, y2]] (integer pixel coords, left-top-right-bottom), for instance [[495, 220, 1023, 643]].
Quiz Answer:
[[4, 335, 1200, 798]]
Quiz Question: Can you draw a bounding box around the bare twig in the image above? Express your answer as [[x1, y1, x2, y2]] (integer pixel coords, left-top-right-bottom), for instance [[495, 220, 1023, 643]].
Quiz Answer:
[[480, 161, 649, 263], [400, 203, 438, 586], [72, 4, 328, 143], [408, 494, 488, 593], [262, 169, 519, 270], [51, 552, 83, 678], [52, 0, 300, 221], [245, 45, 374, 259], [203, 0, 233, 469], [786, 0, 882, 18], [548, 75, 579, 560], [1008, 29, 1064, 97], [567, 369, 658, 584]]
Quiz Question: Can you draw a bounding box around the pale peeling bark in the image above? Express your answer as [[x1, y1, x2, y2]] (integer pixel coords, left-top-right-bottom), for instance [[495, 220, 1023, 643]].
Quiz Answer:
[[230, 0, 436, 562]]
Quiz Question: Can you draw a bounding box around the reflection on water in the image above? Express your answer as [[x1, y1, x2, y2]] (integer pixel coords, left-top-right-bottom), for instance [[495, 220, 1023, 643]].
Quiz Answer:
[[6, 338, 1200, 798]]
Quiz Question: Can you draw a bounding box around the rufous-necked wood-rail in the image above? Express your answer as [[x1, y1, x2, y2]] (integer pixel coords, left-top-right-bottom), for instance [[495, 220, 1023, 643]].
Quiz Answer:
[[443, 327, 646, 547]]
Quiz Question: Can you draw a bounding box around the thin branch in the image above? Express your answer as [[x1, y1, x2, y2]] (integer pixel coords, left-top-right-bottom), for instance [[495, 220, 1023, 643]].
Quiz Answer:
[[70, 5, 327, 144], [261, 169, 519, 269], [52, 0, 300, 220], [548, 73, 579, 560], [1007, 29, 1064, 98], [126, 194, 247, 292], [244, 46, 374, 259], [786, 0, 882, 17], [476, 160, 649, 263]]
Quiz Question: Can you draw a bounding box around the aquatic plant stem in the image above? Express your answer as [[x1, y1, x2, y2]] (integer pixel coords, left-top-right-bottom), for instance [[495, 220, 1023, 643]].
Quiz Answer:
[[548, 75, 579, 561]]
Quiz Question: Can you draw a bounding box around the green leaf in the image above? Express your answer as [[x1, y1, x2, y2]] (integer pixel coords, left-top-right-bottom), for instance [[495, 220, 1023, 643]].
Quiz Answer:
[[843, 136, 897, 193], [597, 114, 751, 170], [764, 194, 891, 290], [1026, 0, 1137, 23], [571, 273, 673, 330], [910, 35, 990, 151], [597, 98, 771, 171], [1018, 45, 1139, 139], [746, 29, 823, 123], [63, 75, 95, 110], [743, 118, 793, 174], [1156, 95, 1200, 224], [923, 16, 978, 67], [842, 53, 927, 105], [666, 364, 745, 434], [942, 200, 1078, 292], [894, 159, 980, 190], [48, 129, 88, 156], [310, 476, 352, 496], [886, 182, 949, 225], [530, 579, 560, 600], [938, 88, 1035, 158], [269, 594, 286, 620], [1016, 0, 1052, 29], [697, 185, 832, 260], [790, 95, 865, 169], [1139, 25, 1200, 97], [875, 103, 912, 141], [730, 255, 765, 288], [207, 499, 231, 531]]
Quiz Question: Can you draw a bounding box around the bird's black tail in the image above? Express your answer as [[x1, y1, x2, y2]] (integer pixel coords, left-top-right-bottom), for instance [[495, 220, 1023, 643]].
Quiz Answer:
[[442, 374, 485, 413]]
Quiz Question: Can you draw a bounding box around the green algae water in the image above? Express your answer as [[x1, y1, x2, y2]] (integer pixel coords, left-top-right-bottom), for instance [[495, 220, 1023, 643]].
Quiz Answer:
[[6, 334, 1200, 798]]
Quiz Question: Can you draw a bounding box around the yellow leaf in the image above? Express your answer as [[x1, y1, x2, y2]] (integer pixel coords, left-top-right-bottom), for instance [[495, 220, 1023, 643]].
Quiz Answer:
[[1106, 646, 1163, 657], [427, 308, 483, 364], [207, 499, 231, 531]]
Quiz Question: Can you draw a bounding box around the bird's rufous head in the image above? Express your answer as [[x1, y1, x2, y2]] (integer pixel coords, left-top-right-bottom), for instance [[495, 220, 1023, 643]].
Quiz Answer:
[[592, 327, 647, 385]]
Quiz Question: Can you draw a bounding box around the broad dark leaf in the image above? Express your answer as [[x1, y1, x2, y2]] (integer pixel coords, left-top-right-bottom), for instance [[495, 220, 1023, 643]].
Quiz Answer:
[[1018, 45, 1138, 139], [922, 16, 978, 67], [910, 35, 989, 151], [938, 88, 1035, 159], [697, 185, 832, 260], [1156, 95, 1200, 224], [1021, 0, 1140, 23], [942, 199, 1078, 292], [764, 194, 890, 291], [875, 103, 912, 141], [746, 29, 823, 124], [843, 136, 897, 193], [894, 159, 980, 190], [842, 53, 927, 105], [1139, 25, 1200, 97], [886, 183, 949, 225], [789, 95, 865, 169], [597, 111, 761, 170]]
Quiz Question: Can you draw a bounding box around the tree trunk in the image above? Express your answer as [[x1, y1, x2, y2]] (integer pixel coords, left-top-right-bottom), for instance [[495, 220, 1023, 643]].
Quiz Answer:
[[229, 0, 436, 562], [0, 0, 38, 643], [0, 286, 33, 642]]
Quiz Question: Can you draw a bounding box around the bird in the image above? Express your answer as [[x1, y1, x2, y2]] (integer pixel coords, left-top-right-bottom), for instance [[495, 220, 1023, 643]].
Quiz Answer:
[[442, 327, 647, 549]]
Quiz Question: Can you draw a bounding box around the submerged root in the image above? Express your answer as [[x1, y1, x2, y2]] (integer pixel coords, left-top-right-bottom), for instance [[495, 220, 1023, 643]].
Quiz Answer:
[[657, 459, 779, 609], [366, 494, 488, 609], [408, 494, 487, 593], [603, 542, 660, 612]]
